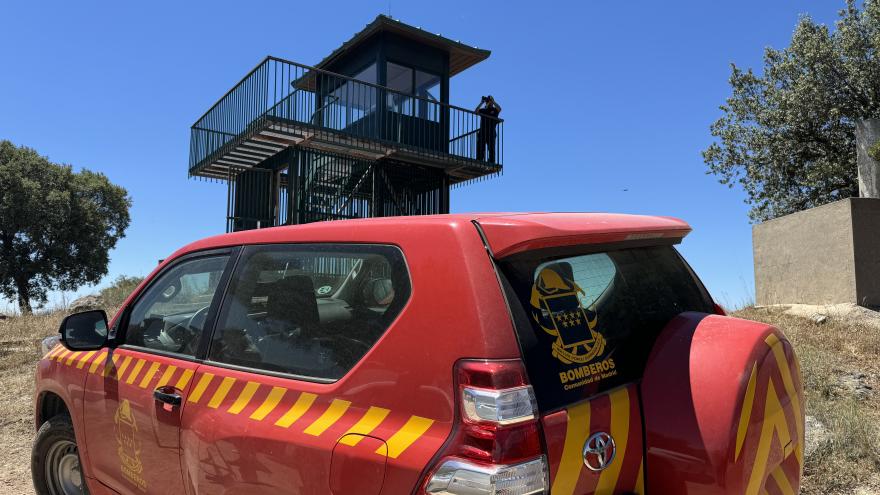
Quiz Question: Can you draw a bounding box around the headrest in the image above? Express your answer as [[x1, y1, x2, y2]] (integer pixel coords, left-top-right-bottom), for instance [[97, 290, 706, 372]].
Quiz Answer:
[[265, 275, 319, 327], [362, 278, 394, 307]]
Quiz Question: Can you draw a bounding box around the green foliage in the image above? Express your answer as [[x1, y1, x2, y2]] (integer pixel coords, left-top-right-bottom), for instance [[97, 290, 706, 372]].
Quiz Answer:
[[704, 0, 880, 221], [99, 275, 144, 309], [0, 140, 131, 313], [870, 139, 880, 161]]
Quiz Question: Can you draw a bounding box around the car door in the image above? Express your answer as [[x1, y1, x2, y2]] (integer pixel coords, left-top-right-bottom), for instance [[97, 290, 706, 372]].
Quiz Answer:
[[81, 249, 235, 495], [179, 243, 414, 495]]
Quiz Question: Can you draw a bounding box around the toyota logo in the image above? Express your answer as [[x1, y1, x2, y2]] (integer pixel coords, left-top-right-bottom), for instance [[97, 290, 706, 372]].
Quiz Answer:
[[582, 432, 616, 471]]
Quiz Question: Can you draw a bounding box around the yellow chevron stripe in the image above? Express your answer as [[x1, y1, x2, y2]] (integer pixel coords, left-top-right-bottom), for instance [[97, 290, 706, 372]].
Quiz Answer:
[[275, 392, 318, 428], [76, 351, 97, 369], [375, 440, 388, 457], [58, 351, 76, 364], [635, 459, 644, 495], [745, 381, 792, 495], [551, 400, 591, 495], [54, 349, 71, 362], [125, 359, 146, 384], [228, 382, 260, 414], [45, 346, 64, 360], [383, 415, 434, 459], [770, 464, 795, 495], [338, 407, 391, 446], [596, 387, 630, 493], [155, 365, 177, 388], [60, 349, 75, 362], [188, 373, 214, 403], [103, 354, 121, 377], [304, 399, 351, 436], [139, 362, 162, 388], [89, 351, 108, 373], [250, 387, 286, 421], [115, 356, 133, 380], [765, 334, 803, 466], [207, 377, 236, 409], [736, 362, 759, 461], [175, 369, 194, 389], [64, 351, 82, 366]]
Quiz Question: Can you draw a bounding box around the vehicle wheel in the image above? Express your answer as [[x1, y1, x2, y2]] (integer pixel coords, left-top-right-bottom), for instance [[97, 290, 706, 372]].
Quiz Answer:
[[32, 414, 90, 495]]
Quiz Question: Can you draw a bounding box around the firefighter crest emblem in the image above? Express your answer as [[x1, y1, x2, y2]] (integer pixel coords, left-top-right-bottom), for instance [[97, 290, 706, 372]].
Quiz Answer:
[[115, 399, 147, 491], [530, 264, 606, 364]]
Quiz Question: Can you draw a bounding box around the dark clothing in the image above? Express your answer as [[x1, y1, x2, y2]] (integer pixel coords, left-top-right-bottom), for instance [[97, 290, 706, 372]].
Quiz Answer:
[[476, 106, 500, 163]]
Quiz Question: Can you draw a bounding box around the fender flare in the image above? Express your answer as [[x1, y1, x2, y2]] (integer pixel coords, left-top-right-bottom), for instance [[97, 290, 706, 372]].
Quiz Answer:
[[34, 350, 97, 484]]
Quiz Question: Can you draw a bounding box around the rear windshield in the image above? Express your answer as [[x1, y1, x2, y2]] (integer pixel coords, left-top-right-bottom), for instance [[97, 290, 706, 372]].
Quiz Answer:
[[498, 244, 714, 412]]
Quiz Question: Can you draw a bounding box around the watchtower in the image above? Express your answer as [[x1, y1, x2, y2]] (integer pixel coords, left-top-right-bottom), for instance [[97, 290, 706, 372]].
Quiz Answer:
[[188, 15, 504, 231]]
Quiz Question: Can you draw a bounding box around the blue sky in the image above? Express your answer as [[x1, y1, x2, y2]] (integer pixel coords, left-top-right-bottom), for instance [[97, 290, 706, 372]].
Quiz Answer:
[[0, 1, 844, 311]]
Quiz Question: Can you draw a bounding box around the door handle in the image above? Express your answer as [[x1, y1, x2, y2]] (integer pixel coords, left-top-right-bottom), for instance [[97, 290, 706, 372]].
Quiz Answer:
[[153, 388, 182, 407]]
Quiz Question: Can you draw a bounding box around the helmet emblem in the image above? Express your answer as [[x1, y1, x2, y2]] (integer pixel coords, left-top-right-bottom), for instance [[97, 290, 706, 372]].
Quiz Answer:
[[529, 265, 605, 365]]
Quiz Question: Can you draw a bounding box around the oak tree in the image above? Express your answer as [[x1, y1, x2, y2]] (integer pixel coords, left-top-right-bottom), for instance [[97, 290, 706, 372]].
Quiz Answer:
[[0, 140, 131, 313], [704, 0, 880, 221]]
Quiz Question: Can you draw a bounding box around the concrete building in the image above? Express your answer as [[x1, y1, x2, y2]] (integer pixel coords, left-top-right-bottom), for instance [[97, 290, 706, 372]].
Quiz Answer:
[[753, 197, 880, 307]]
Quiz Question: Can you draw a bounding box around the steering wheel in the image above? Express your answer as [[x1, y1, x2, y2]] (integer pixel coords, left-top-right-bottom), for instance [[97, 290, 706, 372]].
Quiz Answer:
[[166, 306, 211, 355], [187, 306, 211, 333]]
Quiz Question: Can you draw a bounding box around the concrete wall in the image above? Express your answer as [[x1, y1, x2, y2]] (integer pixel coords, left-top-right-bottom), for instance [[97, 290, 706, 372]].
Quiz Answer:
[[753, 198, 880, 307], [852, 199, 880, 307], [754, 199, 856, 305]]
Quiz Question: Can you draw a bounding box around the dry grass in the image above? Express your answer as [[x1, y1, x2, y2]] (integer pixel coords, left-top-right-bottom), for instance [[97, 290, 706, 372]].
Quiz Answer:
[[1, 306, 878, 494], [735, 307, 880, 494], [0, 312, 63, 495]]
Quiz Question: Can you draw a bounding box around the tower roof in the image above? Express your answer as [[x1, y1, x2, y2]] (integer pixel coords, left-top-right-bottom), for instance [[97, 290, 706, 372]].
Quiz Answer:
[[314, 14, 491, 77]]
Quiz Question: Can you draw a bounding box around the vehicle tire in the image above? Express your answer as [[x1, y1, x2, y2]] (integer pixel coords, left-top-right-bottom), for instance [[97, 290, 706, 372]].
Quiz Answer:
[[32, 414, 91, 495]]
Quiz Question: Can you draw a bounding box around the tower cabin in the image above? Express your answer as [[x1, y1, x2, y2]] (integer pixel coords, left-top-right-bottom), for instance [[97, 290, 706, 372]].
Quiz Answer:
[[188, 15, 504, 232]]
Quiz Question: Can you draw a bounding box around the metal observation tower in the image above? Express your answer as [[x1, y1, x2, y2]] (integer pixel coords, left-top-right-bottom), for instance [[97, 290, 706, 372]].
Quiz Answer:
[[187, 15, 504, 231]]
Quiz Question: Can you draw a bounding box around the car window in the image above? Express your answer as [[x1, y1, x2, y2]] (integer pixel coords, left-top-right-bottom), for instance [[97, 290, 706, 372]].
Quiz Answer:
[[125, 255, 230, 357], [208, 244, 410, 381], [499, 245, 714, 411]]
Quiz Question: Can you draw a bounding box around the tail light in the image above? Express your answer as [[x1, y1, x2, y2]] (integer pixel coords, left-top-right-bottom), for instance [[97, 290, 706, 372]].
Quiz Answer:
[[417, 359, 548, 495]]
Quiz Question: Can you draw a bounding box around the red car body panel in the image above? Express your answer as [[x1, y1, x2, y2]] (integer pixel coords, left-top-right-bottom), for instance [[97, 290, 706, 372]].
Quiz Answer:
[[541, 384, 645, 495], [35, 348, 93, 477], [33, 213, 803, 495], [80, 347, 201, 494]]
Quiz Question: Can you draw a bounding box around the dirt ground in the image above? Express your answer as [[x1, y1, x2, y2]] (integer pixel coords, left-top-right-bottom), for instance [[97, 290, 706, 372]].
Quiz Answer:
[[1, 306, 879, 494]]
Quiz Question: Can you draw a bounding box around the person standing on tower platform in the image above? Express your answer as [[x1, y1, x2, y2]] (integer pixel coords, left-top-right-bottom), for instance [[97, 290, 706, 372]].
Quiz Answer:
[[476, 95, 502, 163]]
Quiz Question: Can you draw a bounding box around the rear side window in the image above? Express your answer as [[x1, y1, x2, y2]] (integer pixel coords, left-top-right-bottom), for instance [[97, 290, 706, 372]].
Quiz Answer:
[[499, 245, 714, 411], [209, 244, 410, 381]]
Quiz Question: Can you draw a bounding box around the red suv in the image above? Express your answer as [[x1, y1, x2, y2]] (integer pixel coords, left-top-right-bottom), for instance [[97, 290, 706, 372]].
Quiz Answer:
[[33, 213, 804, 495]]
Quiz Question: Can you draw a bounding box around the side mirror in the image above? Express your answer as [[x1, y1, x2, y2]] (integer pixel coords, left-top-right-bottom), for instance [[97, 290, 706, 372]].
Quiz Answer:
[[59, 310, 109, 351]]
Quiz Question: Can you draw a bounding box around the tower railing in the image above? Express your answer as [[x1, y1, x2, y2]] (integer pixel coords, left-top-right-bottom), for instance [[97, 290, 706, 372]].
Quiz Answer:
[[189, 56, 503, 176]]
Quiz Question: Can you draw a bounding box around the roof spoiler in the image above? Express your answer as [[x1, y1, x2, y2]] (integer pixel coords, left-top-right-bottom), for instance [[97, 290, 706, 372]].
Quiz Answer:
[[473, 214, 692, 259]]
